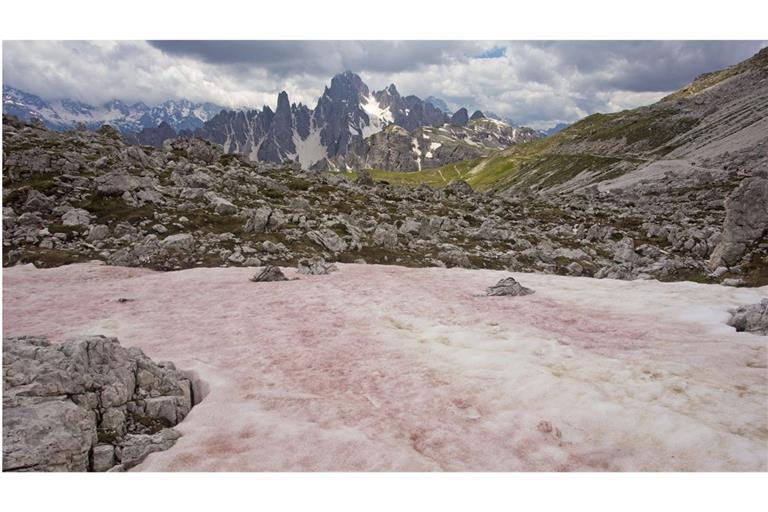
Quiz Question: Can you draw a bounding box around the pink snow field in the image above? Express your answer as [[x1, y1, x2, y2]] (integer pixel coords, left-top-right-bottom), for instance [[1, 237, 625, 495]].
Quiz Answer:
[[3, 261, 767, 471]]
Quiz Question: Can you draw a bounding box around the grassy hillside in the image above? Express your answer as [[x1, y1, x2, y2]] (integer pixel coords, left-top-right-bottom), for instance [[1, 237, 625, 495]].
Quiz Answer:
[[348, 47, 767, 194]]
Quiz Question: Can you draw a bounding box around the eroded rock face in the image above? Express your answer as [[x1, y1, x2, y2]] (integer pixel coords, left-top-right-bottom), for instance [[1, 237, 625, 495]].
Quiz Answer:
[[2, 335, 193, 472], [710, 175, 768, 268], [485, 277, 535, 296], [728, 298, 768, 335]]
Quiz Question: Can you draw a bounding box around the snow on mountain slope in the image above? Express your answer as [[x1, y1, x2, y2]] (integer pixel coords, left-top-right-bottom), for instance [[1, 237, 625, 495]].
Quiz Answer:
[[3, 262, 766, 471], [360, 94, 394, 138], [2, 85, 225, 133], [291, 127, 326, 169]]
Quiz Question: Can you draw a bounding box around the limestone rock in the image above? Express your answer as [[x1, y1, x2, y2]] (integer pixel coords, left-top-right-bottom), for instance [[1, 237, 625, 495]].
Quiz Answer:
[[445, 179, 474, 196], [710, 176, 768, 268], [61, 208, 91, 227], [307, 229, 348, 254], [160, 233, 195, 252], [486, 277, 535, 296], [297, 257, 337, 275], [120, 429, 182, 469], [2, 335, 193, 472], [728, 299, 768, 335], [251, 265, 288, 282]]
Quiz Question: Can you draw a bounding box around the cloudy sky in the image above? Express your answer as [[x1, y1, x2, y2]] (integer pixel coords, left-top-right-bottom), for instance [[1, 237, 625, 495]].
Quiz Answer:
[[4, 40, 766, 129]]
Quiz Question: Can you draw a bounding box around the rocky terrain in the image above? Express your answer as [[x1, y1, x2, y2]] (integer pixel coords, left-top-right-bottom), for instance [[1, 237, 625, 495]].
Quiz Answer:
[[3, 114, 766, 286], [3, 334, 198, 471]]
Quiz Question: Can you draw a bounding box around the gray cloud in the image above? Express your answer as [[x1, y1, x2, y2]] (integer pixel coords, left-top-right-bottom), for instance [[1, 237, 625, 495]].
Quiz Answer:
[[4, 40, 766, 130], [148, 40, 487, 75]]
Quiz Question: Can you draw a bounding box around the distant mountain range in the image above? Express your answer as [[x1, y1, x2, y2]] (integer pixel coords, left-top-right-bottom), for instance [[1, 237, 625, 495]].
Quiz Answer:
[[2, 85, 224, 133], [3, 76, 546, 170]]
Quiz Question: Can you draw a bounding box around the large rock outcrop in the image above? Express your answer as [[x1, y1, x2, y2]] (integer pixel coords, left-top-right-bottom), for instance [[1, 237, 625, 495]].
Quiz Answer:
[[709, 174, 768, 268], [3, 335, 195, 472], [728, 298, 768, 335]]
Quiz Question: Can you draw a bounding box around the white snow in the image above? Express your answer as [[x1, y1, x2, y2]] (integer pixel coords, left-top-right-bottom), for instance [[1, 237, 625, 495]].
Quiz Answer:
[[3, 263, 767, 471], [412, 137, 423, 171], [360, 95, 393, 138], [291, 128, 327, 169]]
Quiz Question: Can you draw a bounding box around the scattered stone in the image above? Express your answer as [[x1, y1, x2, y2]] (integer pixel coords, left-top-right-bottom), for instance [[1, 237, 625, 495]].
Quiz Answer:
[[160, 233, 195, 252], [61, 208, 91, 227], [728, 299, 768, 335], [297, 257, 337, 275], [211, 196, 238, 215], [250, 265, 288, 282], [306, 229, 348, 254], [445, 179, 474, 196], [86, 224, 110, 242], [486, 277, 535, 296]]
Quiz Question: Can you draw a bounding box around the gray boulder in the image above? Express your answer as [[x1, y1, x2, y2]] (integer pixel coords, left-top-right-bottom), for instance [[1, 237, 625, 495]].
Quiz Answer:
[[372, 223, 399, 250], [250, 265, 288, 282], [297, 257, 337, 275], [486, 277, 535, 296], [307, 229, 348, 254], [709, 176, 768, 268], [210, 196, 238, 215], [3, 335, 193, 472], [728, 299, 768, 335], [437, 244, 470, 267], [160, 233, 195, 252], [445, 179, 474, 196], [245, 207, 286, 233], [86, 224, 110, 242], [97, 172, 143, 196], [61, 208, 91, 227]]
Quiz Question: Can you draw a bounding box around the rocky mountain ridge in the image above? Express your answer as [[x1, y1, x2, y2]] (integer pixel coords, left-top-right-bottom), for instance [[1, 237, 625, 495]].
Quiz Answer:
[[3, 85, 224, 134], [194, 72, 541, 170]]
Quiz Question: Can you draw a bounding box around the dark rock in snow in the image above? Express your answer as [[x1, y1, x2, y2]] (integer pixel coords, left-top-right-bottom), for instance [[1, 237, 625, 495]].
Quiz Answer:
[[728, 298, 768, 335], [251, 265, 289, 282], [486, 277, 535, 296]]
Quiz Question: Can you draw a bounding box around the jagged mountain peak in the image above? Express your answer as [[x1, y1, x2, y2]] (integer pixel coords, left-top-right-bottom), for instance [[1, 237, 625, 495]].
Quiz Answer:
[[450, 108, 469, 126], [470, 110, 486, 121], [325, 71, 369, 101]]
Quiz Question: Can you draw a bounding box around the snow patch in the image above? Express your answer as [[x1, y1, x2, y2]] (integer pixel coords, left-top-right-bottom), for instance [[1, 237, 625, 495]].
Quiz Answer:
[[361, 95, 393, 138], [3, 263, 766, 471], [291, 128, 327, 169]]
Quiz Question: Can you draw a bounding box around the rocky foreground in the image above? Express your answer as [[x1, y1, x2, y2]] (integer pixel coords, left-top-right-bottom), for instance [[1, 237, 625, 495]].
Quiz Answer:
[[3, 117, 767, 286], [3, 262, 767, 471], [3, 334, 198, 471]]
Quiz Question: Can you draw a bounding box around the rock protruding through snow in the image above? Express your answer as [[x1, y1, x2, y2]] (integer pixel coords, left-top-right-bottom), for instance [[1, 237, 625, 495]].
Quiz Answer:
[[250, 265, 289, 282], [2, 335, 194, 472], [728, 298, 768, 335], [485, 277, 535, 296]]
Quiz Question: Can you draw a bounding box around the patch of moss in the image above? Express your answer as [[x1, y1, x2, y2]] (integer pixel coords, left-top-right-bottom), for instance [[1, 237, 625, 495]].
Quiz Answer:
[[19, 248, 91, 268], [97, 429, 118, 444], [79, 194, 155, 225]]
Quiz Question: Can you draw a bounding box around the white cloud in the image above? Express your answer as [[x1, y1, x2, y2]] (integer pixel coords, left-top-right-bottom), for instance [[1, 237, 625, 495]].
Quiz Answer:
[[3, 40, 765, 129]]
